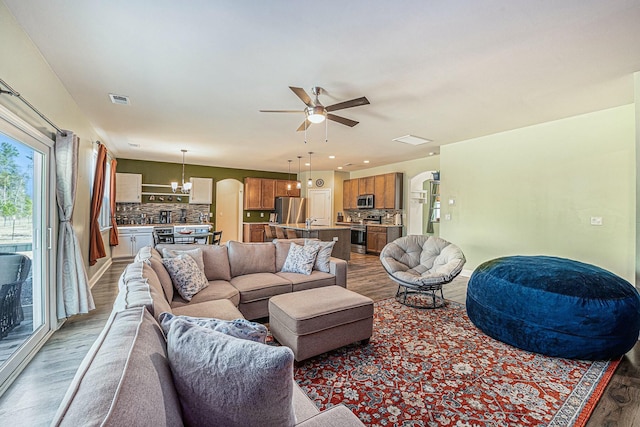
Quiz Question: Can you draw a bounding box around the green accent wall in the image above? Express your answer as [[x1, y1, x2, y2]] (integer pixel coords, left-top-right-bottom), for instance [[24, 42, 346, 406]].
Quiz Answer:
[[440, 104, 636, 282], [116, 158, 289, 222]]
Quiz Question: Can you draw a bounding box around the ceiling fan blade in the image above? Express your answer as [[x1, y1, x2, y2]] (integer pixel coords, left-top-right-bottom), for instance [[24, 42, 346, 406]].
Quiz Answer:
[[327, 114, 359, 127], [289, 86, 314, 107], [296, 119, 313, 132], [259, 109, 304, 113], [326, 96, 370, 112]]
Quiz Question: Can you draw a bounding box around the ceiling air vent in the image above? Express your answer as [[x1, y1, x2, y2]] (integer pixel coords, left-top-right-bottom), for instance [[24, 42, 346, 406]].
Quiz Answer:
[[109, 93, 130, 105], [392, 135, 432, 145]]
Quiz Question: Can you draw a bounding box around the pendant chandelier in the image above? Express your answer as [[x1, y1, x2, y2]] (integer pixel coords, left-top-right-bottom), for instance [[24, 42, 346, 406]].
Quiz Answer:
[[296, 156, 302, 189], [171, 149, 192, 194]]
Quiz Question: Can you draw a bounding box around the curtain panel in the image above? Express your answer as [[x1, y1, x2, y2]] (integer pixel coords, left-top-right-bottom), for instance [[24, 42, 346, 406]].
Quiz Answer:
[[89, 143, 107, 265], [109, 158, 118, 246], [55, 131, 94, 319]]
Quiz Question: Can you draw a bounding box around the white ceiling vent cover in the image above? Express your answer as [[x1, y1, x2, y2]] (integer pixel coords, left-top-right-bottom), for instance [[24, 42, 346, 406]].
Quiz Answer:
[[392, 135, 432, 145], [109, 93, 130, 105]]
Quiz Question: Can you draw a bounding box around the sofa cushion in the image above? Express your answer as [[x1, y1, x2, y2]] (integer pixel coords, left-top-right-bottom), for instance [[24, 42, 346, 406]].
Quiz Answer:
[[113, 277, 172, 320], [162, 255, 209, 301], [134, 245, 162, 264], [162, 247, 205, 273], [165, 317, 295, 427], [275, 239, 312, 271], [200, 244, 232, 281], [148, 257, 174, 302], [51, 307, 181, 427], [171, 299, 244, 320], [170, 280, 240, 308], [276, 270, 336, 293], [230, 273, 292, 303], [305, 239, 335, 273], [159, 312, 268, 343], [281, 243, 319, 275], [227, 241, 276, 276]]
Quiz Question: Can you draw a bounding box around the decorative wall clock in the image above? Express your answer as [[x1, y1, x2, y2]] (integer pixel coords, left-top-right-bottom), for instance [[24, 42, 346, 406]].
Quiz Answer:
[[315, 178, 325, 187]]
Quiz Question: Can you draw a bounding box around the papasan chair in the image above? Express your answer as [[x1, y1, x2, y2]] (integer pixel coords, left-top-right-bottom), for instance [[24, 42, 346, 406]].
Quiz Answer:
[[379, 235, 466, 308]]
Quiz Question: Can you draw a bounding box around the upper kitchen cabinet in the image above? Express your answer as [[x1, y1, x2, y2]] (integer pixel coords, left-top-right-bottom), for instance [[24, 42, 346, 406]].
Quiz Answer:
[[188, 177, 213, 204], [115, 173, 142, 203], [244, 177, 276, 210], [275, 179, 301, 198], [358, 176, 375, 194], [374, 172, 403, 209], [343, 179, 359, 209]]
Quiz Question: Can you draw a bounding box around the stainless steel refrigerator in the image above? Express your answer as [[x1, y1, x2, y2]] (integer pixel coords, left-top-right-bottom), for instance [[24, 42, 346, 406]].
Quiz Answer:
[[275, 197, 307, 224]]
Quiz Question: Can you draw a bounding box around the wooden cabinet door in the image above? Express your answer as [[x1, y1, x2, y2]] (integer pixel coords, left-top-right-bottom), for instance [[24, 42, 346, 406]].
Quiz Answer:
[[288, 181, 301, 197], [374, 175, 386, 209], [275, 180, 300, 198], [250, 225, 265, 242], [244, 178, 262, 210], [343, 180, 351, 209], [189, 177, 213, 204], [383, 173, 397, 208], [348, 179, 359, 208], [261, 179, 276, 210], [359, 176, 375, 195], [115, 173, 142, 203]]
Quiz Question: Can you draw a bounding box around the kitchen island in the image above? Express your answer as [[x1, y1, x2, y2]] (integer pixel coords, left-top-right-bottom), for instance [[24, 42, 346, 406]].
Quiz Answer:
[[278, 223, 351, 261]]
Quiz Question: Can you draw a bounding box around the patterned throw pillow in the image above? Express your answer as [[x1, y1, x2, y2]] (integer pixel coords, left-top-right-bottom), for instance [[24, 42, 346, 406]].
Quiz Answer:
[[305, 239, 335, 273], [162, 247, 205, 273], [281, 243, 320, 275], [158, 312, 268, 343], [162, 254, 208, 301], [166, 319, 295, 427]]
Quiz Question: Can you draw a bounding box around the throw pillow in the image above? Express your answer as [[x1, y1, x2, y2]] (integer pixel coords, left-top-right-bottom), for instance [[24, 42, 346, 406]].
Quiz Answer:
[[305, 239, 335, 273], [162, 254, 208, 301], [166, 318, 295, 427], [281, 243, 320, 275], [158, 312, 268, 343], [162, 247, 205, 273]]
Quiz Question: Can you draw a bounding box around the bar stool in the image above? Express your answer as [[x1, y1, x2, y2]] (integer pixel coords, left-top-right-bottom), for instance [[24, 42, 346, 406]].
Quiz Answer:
[[285, 229, 299, 239], [264, 224, 276, 241], [275, 227, 287, 239]]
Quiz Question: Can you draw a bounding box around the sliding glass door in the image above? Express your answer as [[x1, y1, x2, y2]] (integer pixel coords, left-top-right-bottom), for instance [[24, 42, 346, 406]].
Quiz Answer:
[[0, 107, 54, 392]]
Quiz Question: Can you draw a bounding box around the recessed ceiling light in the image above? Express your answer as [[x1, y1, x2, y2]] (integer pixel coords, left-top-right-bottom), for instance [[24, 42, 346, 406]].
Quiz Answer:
[[109, 93, 130, 105], [337, 166, 343, 170], [392, 134, 432, 145], [305, 162, 310, 166], [329, 155, 335, 159], [364, 160, 370, 164]]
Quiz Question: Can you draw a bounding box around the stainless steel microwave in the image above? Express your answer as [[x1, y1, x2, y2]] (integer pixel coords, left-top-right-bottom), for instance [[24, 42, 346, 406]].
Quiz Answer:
[[357, 194, 374, 209]]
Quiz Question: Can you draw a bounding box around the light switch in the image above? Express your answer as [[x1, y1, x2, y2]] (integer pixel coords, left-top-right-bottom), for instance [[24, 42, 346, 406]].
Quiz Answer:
[[260, 212, 264, 217], [333, 236, 339, 241], [445, 213, 452, 220], [449, 199, 455, 205], [246, 212, 250, 217], [590, 216, 603, 226]]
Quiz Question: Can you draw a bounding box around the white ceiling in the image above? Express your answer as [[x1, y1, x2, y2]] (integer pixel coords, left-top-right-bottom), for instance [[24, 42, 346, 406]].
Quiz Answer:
[[5, 0, 640, 173]]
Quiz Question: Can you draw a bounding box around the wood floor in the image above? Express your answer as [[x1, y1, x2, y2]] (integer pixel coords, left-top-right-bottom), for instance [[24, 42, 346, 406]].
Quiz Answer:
[[0, 253, 637, 426]]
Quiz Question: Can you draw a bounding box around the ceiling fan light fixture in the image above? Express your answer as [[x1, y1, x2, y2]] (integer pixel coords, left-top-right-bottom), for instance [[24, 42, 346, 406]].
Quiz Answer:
[[306, 106, 326, 123]]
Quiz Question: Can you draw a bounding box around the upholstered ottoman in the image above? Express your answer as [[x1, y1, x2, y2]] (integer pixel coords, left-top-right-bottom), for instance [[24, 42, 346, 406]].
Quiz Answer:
[[466, 255, 640, 360], [269, 286, 374, 361]]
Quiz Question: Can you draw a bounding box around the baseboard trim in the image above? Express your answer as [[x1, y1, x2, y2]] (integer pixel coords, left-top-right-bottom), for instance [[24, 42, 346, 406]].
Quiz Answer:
[[460, 268, 474, 277], [89, 258, 112, 289]]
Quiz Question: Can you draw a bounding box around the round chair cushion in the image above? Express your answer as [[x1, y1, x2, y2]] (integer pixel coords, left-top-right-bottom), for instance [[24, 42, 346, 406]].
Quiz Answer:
[[466, 255, 640, 360]]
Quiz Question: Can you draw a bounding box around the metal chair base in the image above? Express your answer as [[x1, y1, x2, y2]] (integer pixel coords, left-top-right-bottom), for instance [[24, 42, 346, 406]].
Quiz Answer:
[[395, 284, 446, 309]]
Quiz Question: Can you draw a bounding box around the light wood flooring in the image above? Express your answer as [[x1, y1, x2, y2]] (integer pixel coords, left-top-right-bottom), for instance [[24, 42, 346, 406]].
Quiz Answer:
[[0, 253, 637, 426]]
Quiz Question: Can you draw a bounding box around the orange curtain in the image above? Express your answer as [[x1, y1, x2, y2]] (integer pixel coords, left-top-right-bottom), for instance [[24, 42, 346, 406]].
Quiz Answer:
[[109, 158, 119, 246], [89, 144, 107, 265]]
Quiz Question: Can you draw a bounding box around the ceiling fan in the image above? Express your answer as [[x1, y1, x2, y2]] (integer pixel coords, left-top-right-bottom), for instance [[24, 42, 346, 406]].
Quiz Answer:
[[260, 86, 370, 131]]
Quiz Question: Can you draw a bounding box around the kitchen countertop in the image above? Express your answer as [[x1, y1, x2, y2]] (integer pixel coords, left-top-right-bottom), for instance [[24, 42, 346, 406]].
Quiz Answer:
[[118, 223, 212, 228], [335, 222, 403, 228], [279, 223, 351, 231]]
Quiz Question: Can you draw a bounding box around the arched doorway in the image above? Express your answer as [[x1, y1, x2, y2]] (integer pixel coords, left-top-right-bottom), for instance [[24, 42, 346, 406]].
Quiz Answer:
[[215, 179, 243, 243], [408, 171, 438, 235]]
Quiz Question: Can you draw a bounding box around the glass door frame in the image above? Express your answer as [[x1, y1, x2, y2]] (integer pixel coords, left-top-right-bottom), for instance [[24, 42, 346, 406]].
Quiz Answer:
[[0, 104, 56, 393]]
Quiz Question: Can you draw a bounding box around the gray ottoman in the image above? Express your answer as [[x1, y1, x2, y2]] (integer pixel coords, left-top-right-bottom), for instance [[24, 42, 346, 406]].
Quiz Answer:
[[269, 286, 374, 361]]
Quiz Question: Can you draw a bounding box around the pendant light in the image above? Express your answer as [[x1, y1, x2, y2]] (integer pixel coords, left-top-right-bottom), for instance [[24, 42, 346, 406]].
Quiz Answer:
[[307, 151, 313, 187], [287, 160, 292, 192], [296, 156, 302, 189], [172, 149, 191, 193]]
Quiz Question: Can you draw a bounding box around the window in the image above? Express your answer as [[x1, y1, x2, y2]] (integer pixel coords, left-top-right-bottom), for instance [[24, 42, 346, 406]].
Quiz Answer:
[[92, 148, 111, 230]]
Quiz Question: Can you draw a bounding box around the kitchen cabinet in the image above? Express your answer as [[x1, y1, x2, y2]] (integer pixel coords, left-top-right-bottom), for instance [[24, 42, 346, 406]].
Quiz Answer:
[[343, 179, 359, 209], [358, 176, 375, 195], [243, 223, 265, 242], [244, 178, 276, 210], [275, 180, 300, 198], [374, 172, 403, 209], [115, 173, 142, 203], [112, 226, 154, 259], [366, 225, 402, 255], [188, 177, 213, 204]]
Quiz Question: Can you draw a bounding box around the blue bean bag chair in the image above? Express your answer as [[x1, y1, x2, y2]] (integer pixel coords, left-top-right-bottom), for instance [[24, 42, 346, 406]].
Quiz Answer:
[[466, 256, 640, 360]]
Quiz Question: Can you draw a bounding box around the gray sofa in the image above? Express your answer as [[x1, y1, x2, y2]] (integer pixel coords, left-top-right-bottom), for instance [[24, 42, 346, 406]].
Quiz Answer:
[[52, 240, 363, 426]]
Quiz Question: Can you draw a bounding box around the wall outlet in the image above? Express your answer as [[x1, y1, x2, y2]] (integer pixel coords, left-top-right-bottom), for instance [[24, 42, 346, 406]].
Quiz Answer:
[[260, 212, 264, 217], [333, 236, 339, 241], [590, 216, 603, 226], [246, 212, 250, 217], [445, 213, 452, 221], [449, 199, 455, 205]]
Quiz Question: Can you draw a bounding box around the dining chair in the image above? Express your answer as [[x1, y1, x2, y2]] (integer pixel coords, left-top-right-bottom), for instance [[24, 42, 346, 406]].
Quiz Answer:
[[211, 231, 223, 245]]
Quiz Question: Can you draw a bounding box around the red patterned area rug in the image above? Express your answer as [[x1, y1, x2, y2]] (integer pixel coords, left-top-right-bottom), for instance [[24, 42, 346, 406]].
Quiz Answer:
[[292, 298, 619, 427]]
